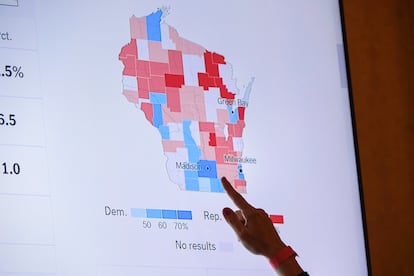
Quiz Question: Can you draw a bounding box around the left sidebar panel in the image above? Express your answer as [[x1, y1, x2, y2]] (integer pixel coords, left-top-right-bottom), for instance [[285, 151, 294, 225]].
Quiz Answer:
[[0, 2, 56, 275]]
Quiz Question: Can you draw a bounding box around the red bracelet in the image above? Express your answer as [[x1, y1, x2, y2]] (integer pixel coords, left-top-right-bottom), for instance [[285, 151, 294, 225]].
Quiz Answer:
[[269, 246, 297, 269]]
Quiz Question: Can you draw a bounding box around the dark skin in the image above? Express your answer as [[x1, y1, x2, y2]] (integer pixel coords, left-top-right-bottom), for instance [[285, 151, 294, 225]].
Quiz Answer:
[[221, 177, 305, 276]]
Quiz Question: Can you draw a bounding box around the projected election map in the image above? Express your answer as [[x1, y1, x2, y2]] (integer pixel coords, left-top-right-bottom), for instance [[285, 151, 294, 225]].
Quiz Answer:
[[119, 8, 255, 193]]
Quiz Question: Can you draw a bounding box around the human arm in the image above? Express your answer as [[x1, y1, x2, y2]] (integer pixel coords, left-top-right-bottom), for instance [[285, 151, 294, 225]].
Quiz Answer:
[[221, 177, 307, 276]]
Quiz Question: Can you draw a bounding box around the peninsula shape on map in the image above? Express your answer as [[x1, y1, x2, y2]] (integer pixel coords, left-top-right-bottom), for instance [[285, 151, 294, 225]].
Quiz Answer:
[[119, 8, 256, 193]]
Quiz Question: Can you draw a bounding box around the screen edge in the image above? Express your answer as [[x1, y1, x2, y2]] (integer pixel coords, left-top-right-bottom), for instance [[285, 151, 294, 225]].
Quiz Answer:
[[338, 1, 373, 275]]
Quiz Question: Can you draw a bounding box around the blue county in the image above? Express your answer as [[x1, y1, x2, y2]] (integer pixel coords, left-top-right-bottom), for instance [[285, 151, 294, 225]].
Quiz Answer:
[[198, 177, 211, 192], [152, 104, 163, 127], [227, 106, 239, 124], [184, 169, 198, 179], [197, 160, 218, 178], [158, 125, 170, 140], [183, 120, 201, 162], [185, 177, 200, 191], [146, 10, 162, 41], [210, 178, 224, 193], [182, 121, 195, 145], [184, 166, 199, 191], [238, 164, 245, 180], [186, 145, 200, 163], [150, 92, 167, 104]]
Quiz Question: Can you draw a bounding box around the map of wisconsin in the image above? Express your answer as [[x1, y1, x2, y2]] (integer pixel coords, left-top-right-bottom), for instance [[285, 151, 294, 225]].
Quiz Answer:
[[119, 8, 255, 193]]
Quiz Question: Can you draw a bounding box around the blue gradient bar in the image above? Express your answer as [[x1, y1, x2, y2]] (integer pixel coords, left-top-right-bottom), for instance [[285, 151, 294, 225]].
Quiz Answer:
[[162, 209, 178, 219], [146, 209, 162, 218], [131, 208, 147, 218], [130, 208, 192, 220], [177, 210, 192, 220]]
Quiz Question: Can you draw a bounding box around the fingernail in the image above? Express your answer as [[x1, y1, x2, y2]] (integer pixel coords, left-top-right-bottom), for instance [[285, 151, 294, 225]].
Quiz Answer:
[[223, 207, 232, 217]]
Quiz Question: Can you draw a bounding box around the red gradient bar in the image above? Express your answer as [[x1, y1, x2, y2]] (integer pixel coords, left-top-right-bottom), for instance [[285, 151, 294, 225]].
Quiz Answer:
[[269, 214, 284, 224]]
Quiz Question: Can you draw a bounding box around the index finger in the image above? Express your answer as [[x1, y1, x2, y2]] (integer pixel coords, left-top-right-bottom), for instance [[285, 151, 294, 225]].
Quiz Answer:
[[221, 177, 254, 211]]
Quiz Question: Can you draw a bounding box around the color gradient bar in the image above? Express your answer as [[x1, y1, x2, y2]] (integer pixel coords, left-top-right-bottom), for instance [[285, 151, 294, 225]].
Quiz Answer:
[[177, 210, 192, 220], [269, 214, 284, 224], [162, 209, 177, 219], [131, 208, 192, 220], [146, 209, 162, 218]]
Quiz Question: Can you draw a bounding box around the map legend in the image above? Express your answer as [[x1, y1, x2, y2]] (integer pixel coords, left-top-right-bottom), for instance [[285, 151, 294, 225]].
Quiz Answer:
[[0, 0, 18, 7], [131, 208, 193, 220]]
